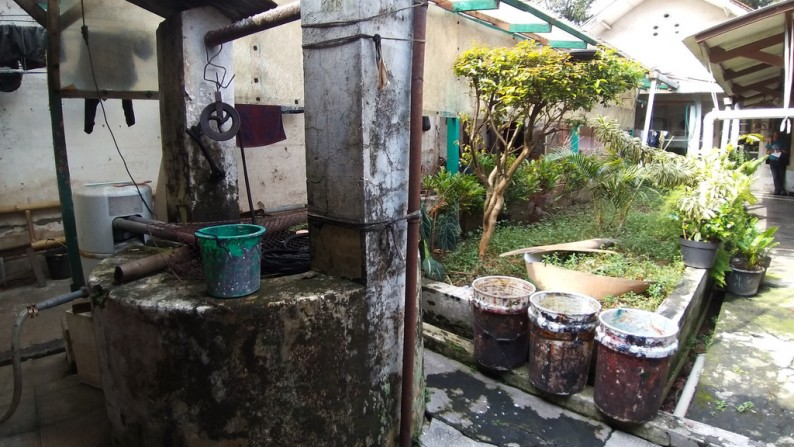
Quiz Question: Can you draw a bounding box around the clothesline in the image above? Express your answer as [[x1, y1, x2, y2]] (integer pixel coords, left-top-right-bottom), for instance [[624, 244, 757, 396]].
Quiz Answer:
[[0, 67, 46, 74]]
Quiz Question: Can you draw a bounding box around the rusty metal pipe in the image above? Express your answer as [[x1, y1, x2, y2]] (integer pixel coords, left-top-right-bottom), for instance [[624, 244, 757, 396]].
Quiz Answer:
[[204, 1, 301, 47], [400, 2, 427, 446], [112, 217, 196, 246], [114, 246, 194, 284]]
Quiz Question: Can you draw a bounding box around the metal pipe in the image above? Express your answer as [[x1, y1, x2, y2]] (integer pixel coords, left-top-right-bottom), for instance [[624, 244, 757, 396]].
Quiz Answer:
[[112, 217, 196, 246], [47, 0, 84, 290], [673, 354, 707, 418], [204, 1, 301, 47], [114, 246, 193, 284], [400, 2, 427, 446], [0, 200, 60, 215], [0, 287, 88, 424], [702, 107, 794, 152]]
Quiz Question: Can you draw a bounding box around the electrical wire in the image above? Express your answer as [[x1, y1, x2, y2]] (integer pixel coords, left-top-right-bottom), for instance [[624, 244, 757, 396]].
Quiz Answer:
[[78, 0, 155, 218]]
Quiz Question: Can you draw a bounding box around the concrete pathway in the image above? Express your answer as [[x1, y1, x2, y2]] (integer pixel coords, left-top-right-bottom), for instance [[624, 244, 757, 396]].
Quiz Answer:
[[685, 194, 794, 447], [419, 350, 657, 447]]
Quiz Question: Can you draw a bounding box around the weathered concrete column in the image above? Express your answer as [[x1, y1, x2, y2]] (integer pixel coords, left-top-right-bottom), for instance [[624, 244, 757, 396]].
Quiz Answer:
[[302, 1, 414, 445], [157, 7, 239, 223]]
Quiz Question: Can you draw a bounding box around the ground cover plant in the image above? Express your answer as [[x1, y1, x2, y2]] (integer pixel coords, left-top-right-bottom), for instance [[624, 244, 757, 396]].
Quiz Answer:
[[441, 191, 684, 311]]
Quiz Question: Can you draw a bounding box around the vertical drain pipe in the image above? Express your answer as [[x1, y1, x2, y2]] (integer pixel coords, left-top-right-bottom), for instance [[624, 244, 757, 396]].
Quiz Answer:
[[400, 2, 427, 446]]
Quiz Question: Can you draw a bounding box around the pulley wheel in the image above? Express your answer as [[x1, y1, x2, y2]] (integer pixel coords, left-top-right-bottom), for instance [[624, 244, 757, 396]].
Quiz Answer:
[[199, 101, 241, 141]]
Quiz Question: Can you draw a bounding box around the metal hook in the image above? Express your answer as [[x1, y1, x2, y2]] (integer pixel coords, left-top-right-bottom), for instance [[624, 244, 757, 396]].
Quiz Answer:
[[204, 44, 235, 90]]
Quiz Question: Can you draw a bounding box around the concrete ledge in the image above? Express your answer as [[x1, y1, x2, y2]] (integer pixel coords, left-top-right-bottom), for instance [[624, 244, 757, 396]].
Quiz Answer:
[[423, 323, 763, 447]]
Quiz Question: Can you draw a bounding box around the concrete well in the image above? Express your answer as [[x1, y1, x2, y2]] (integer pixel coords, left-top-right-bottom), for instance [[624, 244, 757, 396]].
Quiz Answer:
[[89, 247, 413, 446]]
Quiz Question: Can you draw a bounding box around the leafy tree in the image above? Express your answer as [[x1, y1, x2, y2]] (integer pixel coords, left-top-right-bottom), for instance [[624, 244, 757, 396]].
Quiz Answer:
[[741, 0, 774, 9], [532, 0, 595, 24], [453, 42, 644, 259]]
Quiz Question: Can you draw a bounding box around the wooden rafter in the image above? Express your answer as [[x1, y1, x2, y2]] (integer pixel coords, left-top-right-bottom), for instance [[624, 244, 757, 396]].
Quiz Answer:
[[709, 33, 783, 64], [11, 0, 47, 27], [723, 63, 773, 81], [732, 79, 781, 98]]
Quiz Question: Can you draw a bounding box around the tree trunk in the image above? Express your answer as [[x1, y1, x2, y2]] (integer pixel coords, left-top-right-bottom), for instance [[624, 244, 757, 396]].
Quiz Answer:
[[478, 180, 507, 259]]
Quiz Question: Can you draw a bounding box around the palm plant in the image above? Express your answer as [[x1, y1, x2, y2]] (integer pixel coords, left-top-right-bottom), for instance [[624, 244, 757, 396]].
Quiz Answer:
[[561, 117, 692, 230]]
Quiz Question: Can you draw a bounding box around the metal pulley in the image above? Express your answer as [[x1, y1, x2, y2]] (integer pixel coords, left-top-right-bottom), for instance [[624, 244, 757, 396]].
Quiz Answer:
[[199, 91, 240, 141]]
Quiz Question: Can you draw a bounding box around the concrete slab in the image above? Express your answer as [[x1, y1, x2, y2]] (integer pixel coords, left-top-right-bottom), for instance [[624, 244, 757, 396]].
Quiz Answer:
[[687, 252, 794, 446], [39, 406, 110, 447], [0, 430, 41, 447], [605, 431, 660, 447], [423, 350, 615, 446], [419, 418, 497, 447]]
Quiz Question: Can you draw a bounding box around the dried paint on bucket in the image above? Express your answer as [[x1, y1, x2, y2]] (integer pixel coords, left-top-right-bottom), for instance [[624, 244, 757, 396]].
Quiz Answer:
[[594, 308, 678, 423], [195, 224, 266, 298], [528, 291, 600, 395], [471, 276, 535, 372]]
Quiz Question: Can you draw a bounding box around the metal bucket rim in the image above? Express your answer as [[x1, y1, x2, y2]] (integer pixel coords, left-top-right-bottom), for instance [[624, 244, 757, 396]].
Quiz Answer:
[[598, 308, 678, 339], [530, 290, 601, 318], [195, 224, 266, 240], [472, 275, 536, 300]]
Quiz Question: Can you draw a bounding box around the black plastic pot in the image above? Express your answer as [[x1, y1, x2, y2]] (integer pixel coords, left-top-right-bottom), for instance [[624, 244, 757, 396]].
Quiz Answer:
[[44, 247, 71, 280], [679, 238, 720, 269], [725, 264, 765, 297]]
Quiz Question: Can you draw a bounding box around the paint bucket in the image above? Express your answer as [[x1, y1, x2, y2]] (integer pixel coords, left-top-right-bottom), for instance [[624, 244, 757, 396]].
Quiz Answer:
[[528, 291, 601, 396], [471, 276, 535, 372], [195, 224, 266, 298], [593, 308, 678, 424]]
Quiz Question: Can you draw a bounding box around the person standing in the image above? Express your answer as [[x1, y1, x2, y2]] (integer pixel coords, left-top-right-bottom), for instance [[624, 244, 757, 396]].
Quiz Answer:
[[767, 131, 789, 195]]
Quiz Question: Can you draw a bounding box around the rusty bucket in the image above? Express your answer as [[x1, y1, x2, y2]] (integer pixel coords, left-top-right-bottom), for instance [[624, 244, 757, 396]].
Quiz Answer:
[[593, 308, 678, 424], [528, 291, 601, 395], [471, 276, 536, 372]]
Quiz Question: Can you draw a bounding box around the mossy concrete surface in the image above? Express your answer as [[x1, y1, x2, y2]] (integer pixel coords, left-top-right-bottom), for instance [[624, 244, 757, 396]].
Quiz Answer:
[[89, 247, 404, 446], [687, 250, 794, 447]]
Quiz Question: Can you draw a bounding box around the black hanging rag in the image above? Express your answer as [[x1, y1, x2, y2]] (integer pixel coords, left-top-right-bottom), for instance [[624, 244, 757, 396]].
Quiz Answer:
[[84, 98, 136, 134], [235, 104, 287, 148], [0, 25, 47, 92]]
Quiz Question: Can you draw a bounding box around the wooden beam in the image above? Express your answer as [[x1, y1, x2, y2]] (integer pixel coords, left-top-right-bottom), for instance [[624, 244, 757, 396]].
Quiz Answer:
[[11, 0, 47, 27], [60, 89, 160, 100], [452, 0, 499, 11], [723, 64, 774, 81], [732, 80, 781, 97], [509, 22, 552, 33], [709, 33, 783, 64], [711, 46, 783, 68], [550, 40, 587, 49]]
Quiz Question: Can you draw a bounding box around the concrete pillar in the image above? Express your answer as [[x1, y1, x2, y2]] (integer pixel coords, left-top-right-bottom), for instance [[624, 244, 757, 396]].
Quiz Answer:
[[157, 7, 239, 223], [302, 1, 413, 444]]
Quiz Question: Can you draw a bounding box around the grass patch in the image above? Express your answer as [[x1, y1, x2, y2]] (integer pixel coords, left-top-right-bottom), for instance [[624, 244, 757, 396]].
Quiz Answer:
[[440, 192, 684, 311]]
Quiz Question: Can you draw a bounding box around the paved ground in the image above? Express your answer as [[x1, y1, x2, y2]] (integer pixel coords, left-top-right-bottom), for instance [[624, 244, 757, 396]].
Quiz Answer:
[[0, 193, 792, 446], [685, 194, 794, 447]]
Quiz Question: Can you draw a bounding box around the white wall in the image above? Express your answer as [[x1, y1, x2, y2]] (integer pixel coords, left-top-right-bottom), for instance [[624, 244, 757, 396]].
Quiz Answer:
[[591, 0, 736, 92]]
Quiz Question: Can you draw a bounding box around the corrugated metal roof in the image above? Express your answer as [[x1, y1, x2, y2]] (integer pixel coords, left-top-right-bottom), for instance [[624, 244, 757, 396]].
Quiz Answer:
[[684, 0, 794, 108]]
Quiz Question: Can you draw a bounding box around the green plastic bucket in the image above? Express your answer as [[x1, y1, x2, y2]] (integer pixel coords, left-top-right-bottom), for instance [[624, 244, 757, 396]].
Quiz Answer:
[[195, 224, 266, 298]]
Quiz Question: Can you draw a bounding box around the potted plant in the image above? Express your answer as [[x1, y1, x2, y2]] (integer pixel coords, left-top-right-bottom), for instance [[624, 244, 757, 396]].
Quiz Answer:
[[668, 146, 764, 269], [725, 220, 778, 296]]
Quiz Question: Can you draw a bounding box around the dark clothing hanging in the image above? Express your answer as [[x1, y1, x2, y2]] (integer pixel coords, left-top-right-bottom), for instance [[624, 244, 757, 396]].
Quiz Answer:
[[84, 98, 136, 134], [0, 25, 47, 92], [235, 104, 287, 148]]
